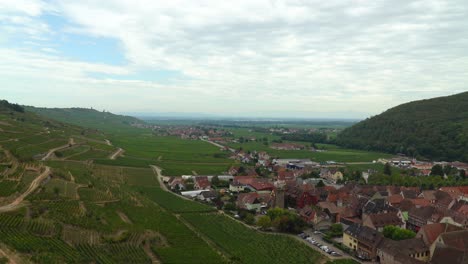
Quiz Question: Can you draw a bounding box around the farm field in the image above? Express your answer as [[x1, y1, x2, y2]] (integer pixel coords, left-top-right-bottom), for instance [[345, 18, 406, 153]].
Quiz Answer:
[[182, 213, 324, 264], [227, 140, 392, 162], [0, 106, 350, 263]]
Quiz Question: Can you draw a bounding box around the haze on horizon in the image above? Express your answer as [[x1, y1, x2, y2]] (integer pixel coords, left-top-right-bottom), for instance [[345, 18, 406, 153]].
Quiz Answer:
[[1, 0, 467, 119]]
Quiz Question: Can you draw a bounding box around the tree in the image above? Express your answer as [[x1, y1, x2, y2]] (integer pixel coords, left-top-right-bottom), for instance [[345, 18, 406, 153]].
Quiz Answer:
[[384, 163, 392, 176], [383, 225, 416, 240], [211, 175, 220, 187], [224, 202, 236, 211], [460, 170, 466, 179], [257, 215, 272, 230], [316, 180, 325, 188], [431, 164, 444, 176], [244, 213, 255, 225], [327, 223, 343, 237]]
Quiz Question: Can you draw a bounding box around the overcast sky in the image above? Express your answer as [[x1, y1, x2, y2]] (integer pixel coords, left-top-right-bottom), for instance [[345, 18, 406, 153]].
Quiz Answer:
[[0, 0, 467, 119]]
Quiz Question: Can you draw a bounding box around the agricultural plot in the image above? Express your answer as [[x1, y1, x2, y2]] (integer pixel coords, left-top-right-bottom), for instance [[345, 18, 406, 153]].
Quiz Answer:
[[71, 149, 113, 161], [0, 180, 18, 196], [182, 213, 324, 264], [44, 161, 93, 185], [122, 167, 158, 186], [94, 156, 154, 168], [20, 170, 39, 187], [156, 161, 232, 176], [44, 178, 79, 198], [138, 186, 216, 213], [92, 165, 124, 183], [228, 140, 392, 162], [78, 188, 114, 202], [56, 145, 90, 159], [119, 201, 224, 264], [14, 138, 69, 161]]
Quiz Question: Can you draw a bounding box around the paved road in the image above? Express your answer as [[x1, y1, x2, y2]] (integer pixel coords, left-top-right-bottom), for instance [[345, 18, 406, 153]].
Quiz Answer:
[[0, 166, 50, 212]]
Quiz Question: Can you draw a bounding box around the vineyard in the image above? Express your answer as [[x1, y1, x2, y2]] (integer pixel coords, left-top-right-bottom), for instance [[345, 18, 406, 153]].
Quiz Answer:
[[182, 213, 324, 264], [138, 186, 216, 213], [0, 107, 330, 264], [0, 180, 18, 197]]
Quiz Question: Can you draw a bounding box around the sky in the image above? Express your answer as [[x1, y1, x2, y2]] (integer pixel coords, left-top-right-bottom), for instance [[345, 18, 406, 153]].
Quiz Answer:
[[0, 0, 467, 119]]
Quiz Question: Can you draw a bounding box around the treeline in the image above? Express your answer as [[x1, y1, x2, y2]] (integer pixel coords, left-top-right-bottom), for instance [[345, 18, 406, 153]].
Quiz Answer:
[[0, 100, 24, 113], [279, 133, 328, 143], [336, 92, 468, 162]]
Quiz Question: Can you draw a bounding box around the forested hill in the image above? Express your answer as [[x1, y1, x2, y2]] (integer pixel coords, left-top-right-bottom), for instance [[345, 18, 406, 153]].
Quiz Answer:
[[336, 92, 468, 162], [25, 106, 145, 131]]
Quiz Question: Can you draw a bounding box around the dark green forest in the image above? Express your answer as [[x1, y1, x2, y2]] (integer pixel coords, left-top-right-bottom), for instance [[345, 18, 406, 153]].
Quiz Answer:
[[336, 92, 468, 162]]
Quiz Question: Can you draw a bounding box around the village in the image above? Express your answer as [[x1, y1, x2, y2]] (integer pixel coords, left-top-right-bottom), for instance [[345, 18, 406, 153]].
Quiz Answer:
[[161, 135, 468, 264]]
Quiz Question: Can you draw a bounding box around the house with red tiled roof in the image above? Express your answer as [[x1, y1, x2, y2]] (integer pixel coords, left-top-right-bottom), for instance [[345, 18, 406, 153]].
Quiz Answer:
[[237, 193, 261, 211], [194, 176, 211, 190], [236, 192, 272, 212], [363, 212, 404, 231], [409, 198, 432, 208], [416, 223, 462, 257], [229, 176, 255, 192], [248, 179, 275, 193], [431, 230, 468, 262], [387, 194, 404, 207]]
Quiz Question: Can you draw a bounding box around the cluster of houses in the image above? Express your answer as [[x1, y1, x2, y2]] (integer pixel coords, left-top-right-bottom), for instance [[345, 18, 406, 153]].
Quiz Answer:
[[163, 155, 468, 263], [380, 158, 468, 176], [337, 185, 468, 263], [270, 143, 306, 150]]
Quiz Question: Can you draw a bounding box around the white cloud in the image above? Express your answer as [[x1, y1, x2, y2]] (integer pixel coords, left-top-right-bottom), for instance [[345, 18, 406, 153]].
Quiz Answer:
[[0, 0, 467, 118]]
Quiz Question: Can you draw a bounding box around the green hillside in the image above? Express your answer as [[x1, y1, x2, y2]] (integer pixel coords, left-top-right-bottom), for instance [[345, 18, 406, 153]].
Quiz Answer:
[[336, 92, 468, 161], [25, 106, 144, 132], [0, 100, 326, 263]]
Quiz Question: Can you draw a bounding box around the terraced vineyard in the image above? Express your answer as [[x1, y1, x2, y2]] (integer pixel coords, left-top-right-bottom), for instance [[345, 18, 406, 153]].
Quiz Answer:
[[182, 213, 324, 264], [0, 104, 326, 263]]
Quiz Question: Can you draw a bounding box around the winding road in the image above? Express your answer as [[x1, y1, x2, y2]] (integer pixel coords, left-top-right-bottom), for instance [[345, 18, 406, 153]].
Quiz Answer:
[[0, 166, 51, 212], [41, 138, 75, 161]]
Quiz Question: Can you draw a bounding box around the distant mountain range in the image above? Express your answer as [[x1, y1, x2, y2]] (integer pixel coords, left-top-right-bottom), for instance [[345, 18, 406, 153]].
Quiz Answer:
[[336, 92, 468, 162]]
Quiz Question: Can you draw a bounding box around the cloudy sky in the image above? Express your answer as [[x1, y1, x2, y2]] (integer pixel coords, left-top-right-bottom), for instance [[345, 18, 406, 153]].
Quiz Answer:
[[0, 0, 467, 118]]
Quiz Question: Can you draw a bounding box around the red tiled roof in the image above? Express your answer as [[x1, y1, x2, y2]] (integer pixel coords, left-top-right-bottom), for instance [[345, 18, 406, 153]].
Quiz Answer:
[[410, 198, 431, 207], [233, 176, 255, 185], [237, 193, 259, 209], [248, 179, 275, 191], [194, 176, 211, 189], [388, 194, 404, 205], [418, 223, 462, 246]]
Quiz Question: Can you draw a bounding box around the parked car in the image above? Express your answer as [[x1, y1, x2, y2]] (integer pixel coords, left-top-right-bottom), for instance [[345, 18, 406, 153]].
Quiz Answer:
[[331, 252, 341, 257], [314, 231, 321, 234]]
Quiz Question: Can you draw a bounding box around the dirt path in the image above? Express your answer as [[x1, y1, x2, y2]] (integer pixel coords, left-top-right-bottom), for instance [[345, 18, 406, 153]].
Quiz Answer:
[[105, 139, 112, 146], [192, 170, 198, 176], [201, 139, 234, 152], [42, 138, 74, 161], [150, 166, 168, 191], [143, 240, 160, 264], [150, 165, 193, 201], [116, 210, 132, 224], [109, 148, 124, 160], [0, 167, 50, 212]]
